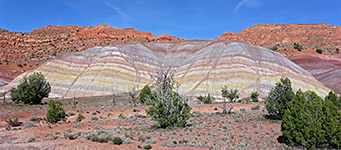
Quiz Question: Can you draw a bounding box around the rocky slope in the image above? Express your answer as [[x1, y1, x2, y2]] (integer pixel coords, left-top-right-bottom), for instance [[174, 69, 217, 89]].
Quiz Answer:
[[0, 24, 184, 82], [215, 24, 341, 50], [0, 41, 330, 100], [215, 24, 341, 92]]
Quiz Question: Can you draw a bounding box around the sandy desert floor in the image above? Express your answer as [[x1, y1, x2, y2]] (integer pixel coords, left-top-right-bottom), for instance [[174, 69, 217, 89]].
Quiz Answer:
[[0, 96, 294, 150]]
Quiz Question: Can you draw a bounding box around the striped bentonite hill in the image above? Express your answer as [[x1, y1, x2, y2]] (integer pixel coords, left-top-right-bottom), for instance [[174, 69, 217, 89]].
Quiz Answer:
[[0, 41, 330, 101]]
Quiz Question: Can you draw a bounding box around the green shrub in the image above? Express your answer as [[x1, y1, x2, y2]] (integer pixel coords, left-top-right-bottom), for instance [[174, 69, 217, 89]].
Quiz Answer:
[[87, 134, 108, 143], [46, 100, 66, 124], [139, 85, 153, 105], [145, 72, 191, 129], [281, 90, 340, 149], [251, 91, 259, 102], [270, 45, 278, 51], [316, 48, 323, 54], [251, 105, 260, 110], [7, 117, 21, 127], [294, 43, 302, 51], [28, 137, 35, 143], [336, 48, 339, 53], [265, 76, 294, 119], [197, 93, 212, 104], [10, 72, 51, 104], [76, 114, 85, 122], [112, 136, 123, 145], [67, 134, 77, 140], [143, 144, 152, 150]]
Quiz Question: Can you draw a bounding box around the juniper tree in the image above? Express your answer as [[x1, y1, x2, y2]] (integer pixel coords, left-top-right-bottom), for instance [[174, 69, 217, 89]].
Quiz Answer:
[[10, 72, 51, 104], [265, 76, 294, 119]]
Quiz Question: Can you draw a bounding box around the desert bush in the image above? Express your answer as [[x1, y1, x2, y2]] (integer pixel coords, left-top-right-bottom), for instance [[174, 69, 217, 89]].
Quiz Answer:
[[46, 100, 66, 124], [112, 136, 123, 145], [10, 72, 51, 104], [7, 117, 21, 127], [251, 91, 259, 102], [270, 45, 278, 51], [336, 48, 339, 53], [76, 114, 85, 122], [139, 85, 153, 105], [265, 76, 294, 119], [29, 115, 41, 122], [294, 43, 302, 51], [221, 86, 239, 103], [87, 134, 108, 143], [221, 86, 239, 114], [197, 93, 212, 104], [281, 90, 340, 149], [143, 144, 152, 150], [316, 48, 323, 54], [145, 71, 191, 129], [221, 87, 239, 103], [251, 105, 260, 110]]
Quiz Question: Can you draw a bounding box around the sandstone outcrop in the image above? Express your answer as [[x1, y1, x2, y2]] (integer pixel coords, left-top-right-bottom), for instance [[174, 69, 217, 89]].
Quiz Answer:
[[215, 24, 341, 50], [0, 41, 330, 101]]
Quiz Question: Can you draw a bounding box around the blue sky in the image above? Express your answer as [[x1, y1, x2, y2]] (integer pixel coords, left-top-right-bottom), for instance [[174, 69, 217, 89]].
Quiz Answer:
[[0, 0, 340, 40]]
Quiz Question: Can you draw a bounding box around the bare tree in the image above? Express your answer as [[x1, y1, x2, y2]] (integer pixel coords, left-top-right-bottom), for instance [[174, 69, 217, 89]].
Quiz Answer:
[[112, 93, 116, 106], [128, 87, 138, 107]]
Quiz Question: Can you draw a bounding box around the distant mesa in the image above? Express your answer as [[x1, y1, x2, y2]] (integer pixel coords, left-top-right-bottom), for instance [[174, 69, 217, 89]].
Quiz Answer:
[[0, 41, 330, 101]]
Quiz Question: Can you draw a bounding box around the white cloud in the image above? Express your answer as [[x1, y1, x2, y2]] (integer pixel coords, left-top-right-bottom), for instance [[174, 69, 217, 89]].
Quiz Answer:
[[233, 0, 262, 13], [103, 1, 132, 27]]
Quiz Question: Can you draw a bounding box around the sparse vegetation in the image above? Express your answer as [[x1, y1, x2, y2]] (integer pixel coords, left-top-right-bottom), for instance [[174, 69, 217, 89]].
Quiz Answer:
[[76, 114, 85, 122], [316, 48, 323, 54], [87, 134, 108, 143], [10, 72, 51, 104], [143, 144, 152, 150], [281, 90, 340, 149], [251, 91, 259, 102], [221, 86, 239, 113], [221, 86, 239, 103], [46, 100, 66, 124], [112, 136, 123, 145], [265, 77, 294, 119], [293, 43, 302, 51], [270, 45, 278, 51], [197, 93, 213, 104], [7, 117, 21, 127]]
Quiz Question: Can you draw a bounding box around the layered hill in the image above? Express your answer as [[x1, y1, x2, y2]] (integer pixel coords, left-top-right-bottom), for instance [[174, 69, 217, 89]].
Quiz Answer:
[[1, 24, 340, 92], [215, 24, 341, 92], [0, 41, 330, 101], [0, 24, 183, 82]]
